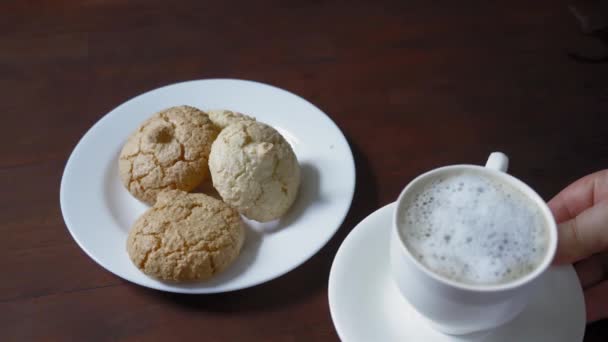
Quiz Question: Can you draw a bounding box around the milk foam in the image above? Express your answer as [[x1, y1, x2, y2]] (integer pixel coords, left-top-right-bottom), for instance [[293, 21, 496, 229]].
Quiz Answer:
[[399, 172, 548, 285]]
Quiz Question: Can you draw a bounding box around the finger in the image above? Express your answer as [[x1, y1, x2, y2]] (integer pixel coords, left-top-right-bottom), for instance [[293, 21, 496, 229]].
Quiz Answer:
[[548, 170, 608, 223], [584, 280, 608, 323], [553, 199, 608, 264], [574, 253, 608, 289]]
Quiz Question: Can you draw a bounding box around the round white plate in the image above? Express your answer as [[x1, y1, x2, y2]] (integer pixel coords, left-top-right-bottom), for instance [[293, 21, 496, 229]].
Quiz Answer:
[[61, 79, 355, 293], [328, 203, 586, 342]]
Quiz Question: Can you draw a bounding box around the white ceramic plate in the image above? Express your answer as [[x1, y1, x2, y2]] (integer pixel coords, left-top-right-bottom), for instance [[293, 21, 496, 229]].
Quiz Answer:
[[61, 79, 355, 293], [328, 203, 586, 342]]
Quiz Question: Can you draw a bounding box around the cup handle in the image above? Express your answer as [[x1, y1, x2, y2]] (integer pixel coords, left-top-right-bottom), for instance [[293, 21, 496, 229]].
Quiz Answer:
[[485, 152, 509, 172]]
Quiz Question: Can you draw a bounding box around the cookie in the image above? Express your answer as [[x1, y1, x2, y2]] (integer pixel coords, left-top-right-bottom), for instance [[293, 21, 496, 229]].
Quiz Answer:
[[126, 189, 245, 282], [119, 106, 219, 205], [209, 121, 301, 222], [207, 109, 255, 129]]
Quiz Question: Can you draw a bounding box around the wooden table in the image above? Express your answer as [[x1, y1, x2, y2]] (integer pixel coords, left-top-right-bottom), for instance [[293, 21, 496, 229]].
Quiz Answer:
[[2, 1, 607, 340]]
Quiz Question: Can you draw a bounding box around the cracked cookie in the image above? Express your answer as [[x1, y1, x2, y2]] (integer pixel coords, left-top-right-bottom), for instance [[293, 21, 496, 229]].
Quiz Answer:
[[118, 106, 219, 205], [207, 109, 255, 129], [209, 121, 300, 222], [126, 189, 245, 282]]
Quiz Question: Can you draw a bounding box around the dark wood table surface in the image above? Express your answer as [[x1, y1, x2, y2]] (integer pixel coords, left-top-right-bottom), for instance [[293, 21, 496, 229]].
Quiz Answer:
[[2, 0, 607, 341]]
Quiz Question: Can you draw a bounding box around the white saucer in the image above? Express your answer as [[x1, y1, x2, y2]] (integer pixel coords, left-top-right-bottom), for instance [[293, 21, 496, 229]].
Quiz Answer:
[[328, 203, 586, 342], [61, 79, 355, 293]]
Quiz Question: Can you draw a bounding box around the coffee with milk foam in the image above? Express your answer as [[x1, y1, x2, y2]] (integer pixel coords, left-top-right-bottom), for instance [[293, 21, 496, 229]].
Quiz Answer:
[[399, 172, 549, 286]]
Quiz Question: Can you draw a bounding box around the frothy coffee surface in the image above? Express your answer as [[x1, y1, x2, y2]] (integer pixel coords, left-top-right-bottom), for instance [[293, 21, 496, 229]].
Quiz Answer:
[[399, 172, 548, 285]]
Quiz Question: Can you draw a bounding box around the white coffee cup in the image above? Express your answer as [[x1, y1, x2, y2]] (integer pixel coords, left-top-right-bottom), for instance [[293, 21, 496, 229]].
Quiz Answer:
[[389, 152, 558, 335]]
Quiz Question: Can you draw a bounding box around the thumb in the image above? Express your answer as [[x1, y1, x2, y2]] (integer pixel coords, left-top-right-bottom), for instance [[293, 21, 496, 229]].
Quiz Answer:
[[553, 199, 608, 264]]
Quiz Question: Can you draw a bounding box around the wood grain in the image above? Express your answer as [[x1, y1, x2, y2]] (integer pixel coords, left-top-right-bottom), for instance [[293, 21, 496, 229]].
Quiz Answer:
[[1, 0, 607, 340]]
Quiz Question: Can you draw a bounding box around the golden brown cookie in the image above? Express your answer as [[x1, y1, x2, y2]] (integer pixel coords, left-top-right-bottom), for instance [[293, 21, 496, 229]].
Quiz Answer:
[[207, 109, 255, 129], [126, 189, 245, 282], [209, 121, 301, 222], [119, 106, 219, 205]]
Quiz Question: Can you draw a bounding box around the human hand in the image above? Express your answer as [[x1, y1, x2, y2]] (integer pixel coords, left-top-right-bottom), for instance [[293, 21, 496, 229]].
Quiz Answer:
[[548, 170, 608, 323]]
